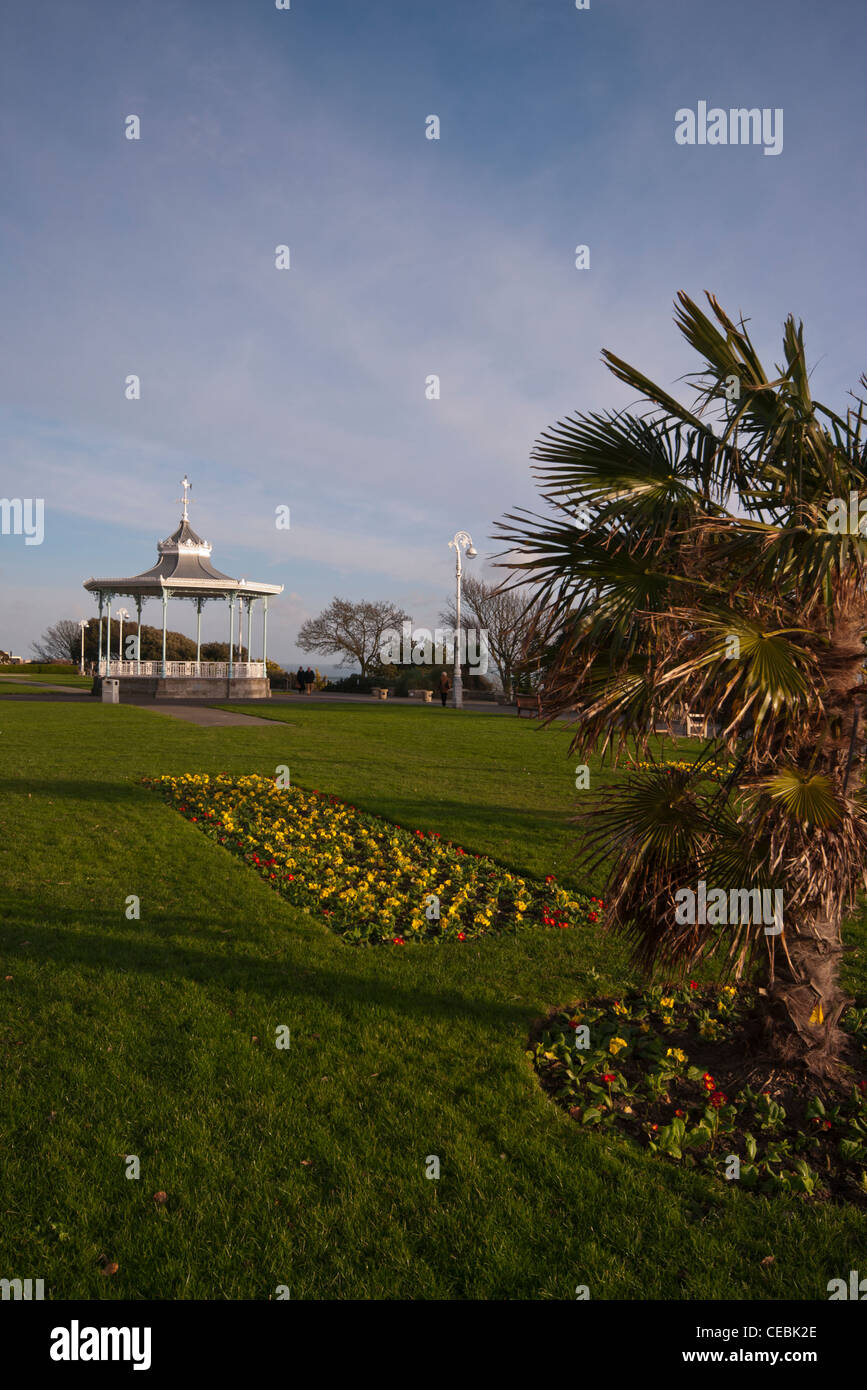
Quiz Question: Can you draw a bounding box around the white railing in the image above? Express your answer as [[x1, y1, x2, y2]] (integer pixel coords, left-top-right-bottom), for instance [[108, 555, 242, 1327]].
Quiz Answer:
[[99, 660, 265, 678]]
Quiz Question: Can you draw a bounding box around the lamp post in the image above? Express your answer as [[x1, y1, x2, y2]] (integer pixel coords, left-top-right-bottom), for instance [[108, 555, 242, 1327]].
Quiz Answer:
[[448, 531, 477, 709], [117, 608, 130, 672], [79, 618, 88, 675]]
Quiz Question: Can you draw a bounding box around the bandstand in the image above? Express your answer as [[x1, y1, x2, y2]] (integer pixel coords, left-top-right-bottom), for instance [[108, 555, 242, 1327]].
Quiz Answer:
[[83, 479, 283, 699]]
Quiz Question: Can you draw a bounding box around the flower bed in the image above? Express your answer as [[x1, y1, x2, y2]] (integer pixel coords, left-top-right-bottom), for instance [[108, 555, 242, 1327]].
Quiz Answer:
[[529, 985, 867, 1203], [144, 773, 601, 945]]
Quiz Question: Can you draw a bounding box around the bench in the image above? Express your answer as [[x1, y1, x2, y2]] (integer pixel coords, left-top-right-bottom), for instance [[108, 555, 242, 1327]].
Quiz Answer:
[[408, 689, 433, 703], [686, 711, 709, 738], [515, 693, 542, 718], [371, 687, 390, 700]]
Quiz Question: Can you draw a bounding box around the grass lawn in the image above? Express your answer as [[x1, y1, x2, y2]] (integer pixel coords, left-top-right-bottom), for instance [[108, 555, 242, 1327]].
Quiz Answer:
[[0, 673, 92, 689], [0, 699, 864, 1300]]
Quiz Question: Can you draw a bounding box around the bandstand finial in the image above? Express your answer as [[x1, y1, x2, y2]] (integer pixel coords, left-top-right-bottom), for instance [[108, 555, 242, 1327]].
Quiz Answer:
[[177, 475, 192, 520]]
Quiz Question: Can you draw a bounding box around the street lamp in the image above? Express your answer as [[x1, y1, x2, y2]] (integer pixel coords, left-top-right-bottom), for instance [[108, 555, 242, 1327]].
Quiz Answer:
[[78, 618, 88, 675], [117, 608, 130, 670], [448, 531, 477, 709]]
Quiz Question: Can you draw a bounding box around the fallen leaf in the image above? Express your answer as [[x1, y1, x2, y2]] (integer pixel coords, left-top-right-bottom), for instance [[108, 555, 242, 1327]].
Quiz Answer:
[[301, 1159, 312, 1166], [153, 1191, 168, 1205], [761, 1255, 775, 1267]]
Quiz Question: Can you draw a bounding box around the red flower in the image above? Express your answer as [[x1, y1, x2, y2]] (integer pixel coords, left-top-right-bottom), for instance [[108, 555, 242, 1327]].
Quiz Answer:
[[689, 980, 699, 990], [601, 1073, 615, 1083], [457, 932, 466, 941], [710, 1091, 727, 1109], [545, 875, 556, 884], [675, 1109, 686, 1118], [567, 1020, 579, 1030], [588, 912, 598, 923], [392, 936, 405, 945]]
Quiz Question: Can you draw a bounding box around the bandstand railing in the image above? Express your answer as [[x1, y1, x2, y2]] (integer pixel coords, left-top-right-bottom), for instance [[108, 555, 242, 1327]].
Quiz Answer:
[[98, 660, 265, 678]]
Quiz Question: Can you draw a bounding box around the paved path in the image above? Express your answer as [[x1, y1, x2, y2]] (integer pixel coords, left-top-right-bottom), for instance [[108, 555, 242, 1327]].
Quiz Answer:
[[139, 704, 279, 727]]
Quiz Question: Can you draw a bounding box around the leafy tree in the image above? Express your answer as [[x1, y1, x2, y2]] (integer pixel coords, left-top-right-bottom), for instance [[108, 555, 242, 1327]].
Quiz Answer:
[[497, 291, 867, 1082], [297, 598, 411, 678], [200, 641, 248, 662]]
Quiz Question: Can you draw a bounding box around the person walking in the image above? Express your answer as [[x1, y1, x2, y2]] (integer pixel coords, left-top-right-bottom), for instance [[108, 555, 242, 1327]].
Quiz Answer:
[[296, 666, 306, 693], [438, 670, 451, 707], [305, 667, 316, 694]]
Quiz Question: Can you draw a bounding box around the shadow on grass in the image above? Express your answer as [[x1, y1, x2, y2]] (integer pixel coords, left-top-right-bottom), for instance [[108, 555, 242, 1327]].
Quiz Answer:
[[0, 907, 538, 1029], [0, 778, 151, 803]]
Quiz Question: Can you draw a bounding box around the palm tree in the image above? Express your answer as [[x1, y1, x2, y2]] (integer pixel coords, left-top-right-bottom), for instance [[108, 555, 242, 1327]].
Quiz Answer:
[[497, 292, 867, 1083]]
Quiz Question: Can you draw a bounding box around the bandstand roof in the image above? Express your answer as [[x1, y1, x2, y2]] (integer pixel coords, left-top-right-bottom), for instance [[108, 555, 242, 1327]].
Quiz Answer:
[[83, 490, 283, 602]]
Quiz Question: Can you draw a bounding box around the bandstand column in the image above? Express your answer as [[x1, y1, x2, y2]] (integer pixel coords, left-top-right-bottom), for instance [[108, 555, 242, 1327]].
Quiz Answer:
[[228, 594, 236, 680], [262, 597, 269, 673], [135, 596, 142, 673], [195, 598, 203, 671], [246, 598, 253, 670], [97, 594, 104, 676], [161, 590, 168, 678]]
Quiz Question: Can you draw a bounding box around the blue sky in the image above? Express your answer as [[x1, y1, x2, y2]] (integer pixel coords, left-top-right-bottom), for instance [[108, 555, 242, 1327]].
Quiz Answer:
[[1, 0, 865, 666]]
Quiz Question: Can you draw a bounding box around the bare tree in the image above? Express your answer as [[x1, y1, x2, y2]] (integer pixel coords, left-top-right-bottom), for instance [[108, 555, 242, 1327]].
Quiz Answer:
[[440, 574, 548, 697], [31, 619, 81, 662], [297, 598, 411, 678]]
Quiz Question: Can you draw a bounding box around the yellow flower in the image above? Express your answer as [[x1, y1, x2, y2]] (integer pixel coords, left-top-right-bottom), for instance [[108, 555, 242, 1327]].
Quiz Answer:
[[608, 1036, 627, 1055], [666, 1047, 687, 1063], [660, 996, 674, 1008]]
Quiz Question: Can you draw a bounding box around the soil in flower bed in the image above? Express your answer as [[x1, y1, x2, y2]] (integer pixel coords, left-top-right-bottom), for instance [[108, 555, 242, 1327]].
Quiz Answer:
[[144, 772, 603, 945], [528, 985, 867, 1206]]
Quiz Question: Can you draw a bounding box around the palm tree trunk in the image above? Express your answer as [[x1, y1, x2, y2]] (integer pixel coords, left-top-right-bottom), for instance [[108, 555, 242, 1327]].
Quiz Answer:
[[763, 914, 853, 1081]]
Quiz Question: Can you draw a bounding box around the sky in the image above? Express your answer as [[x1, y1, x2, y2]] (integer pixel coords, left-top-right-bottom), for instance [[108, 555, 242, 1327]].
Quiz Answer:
[[1, 0, 865, 668]]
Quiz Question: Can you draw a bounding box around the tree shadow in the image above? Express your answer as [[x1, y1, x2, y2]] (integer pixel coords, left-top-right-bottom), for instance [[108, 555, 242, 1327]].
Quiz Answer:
[[0, 906, 537, 1030]]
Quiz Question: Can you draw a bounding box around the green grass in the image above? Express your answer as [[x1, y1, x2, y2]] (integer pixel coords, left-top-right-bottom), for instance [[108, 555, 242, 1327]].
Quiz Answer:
[[0, 672, 91, 688], [0, 700, 864, 1300]]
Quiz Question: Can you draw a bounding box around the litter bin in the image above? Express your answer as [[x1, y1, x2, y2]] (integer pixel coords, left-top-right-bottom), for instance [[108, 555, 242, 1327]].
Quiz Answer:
[[102, 677, 120, 704]]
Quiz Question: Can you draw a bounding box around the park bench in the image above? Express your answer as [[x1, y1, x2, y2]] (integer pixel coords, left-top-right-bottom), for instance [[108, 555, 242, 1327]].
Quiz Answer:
[[515, 693, 542, 718], [686, 710, 709, 738]]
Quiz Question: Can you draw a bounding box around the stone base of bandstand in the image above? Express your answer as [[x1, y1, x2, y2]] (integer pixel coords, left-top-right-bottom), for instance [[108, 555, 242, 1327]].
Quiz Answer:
[[91, 676, 272, 700]]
